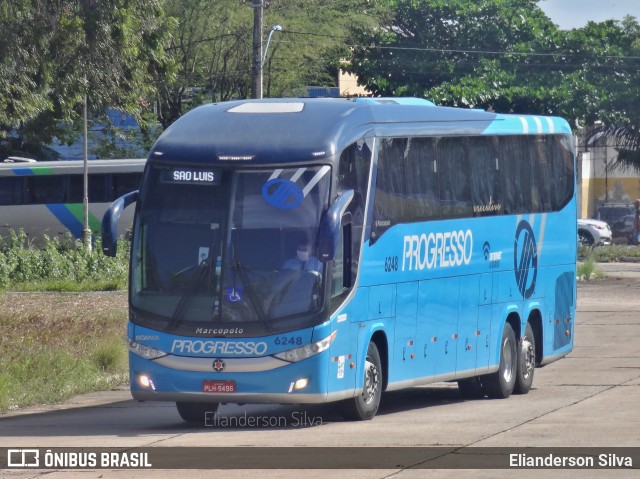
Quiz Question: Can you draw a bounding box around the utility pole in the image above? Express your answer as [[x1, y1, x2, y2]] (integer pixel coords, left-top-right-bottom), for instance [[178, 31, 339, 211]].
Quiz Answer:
[[83, 92, 92, 252], [250, 2, 264, 99]]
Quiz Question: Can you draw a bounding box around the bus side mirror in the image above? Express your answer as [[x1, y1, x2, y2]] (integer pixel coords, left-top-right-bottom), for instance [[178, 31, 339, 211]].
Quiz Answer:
[[317, 190, 354, 262], [101, 190, 139, 257]]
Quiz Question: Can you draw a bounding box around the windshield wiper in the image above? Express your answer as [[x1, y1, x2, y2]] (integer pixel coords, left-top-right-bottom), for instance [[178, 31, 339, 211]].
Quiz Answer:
[[232, 260, 272, 331], [166, 260, 212, 331]]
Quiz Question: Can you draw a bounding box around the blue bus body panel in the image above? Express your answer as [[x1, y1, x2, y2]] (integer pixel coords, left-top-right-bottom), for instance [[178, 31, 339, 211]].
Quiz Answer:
[[130, 98, 576, 404]]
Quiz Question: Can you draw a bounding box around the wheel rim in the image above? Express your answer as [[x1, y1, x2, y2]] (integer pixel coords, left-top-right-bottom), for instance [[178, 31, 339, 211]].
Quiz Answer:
[[578, 232, 592, 246], [362, 356, 380, 405], [501, 337, 514, 383], [521, 338, 535, 379]]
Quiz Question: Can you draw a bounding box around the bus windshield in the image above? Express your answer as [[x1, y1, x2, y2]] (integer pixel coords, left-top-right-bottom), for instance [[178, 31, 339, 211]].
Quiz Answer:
[[131, 164, 331, 334]]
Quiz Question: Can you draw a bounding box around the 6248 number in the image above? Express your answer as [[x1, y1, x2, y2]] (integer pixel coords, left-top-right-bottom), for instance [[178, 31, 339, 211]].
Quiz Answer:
[[384, 256, 399, 272], [275, 336, 303, 346]]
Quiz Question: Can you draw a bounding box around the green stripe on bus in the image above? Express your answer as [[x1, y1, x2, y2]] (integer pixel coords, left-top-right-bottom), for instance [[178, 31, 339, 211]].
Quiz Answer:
[[30, 167, 55, 175], [66, 204, 102, 233]]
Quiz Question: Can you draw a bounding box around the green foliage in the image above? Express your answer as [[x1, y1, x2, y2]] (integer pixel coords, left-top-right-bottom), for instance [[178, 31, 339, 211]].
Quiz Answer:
[[347, 1, 640, 129], [155, 0, 387, 126], [577, 256, 604, 281], [92, 338, 127, 373], [0, 0, 172, 152], [0, 230, 129, 291], [579, 244, 640, 263]]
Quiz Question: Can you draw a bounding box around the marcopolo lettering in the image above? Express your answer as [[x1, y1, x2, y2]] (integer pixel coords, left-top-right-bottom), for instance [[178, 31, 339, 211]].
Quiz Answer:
[[171, 339, 268, 356], [402, 230, 473, 271]]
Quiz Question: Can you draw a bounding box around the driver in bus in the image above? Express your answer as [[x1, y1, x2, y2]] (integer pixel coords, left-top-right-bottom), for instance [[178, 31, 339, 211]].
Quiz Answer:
[[282, 237, 323, 274]]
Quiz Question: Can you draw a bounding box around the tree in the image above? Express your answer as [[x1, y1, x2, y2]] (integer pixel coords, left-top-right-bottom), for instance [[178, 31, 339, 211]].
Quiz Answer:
[[153, 0, 387, 126], [347, 0, 559, 99], [0, 0, 172, 157], [347, 1, 640, 170], [583, 16, 640, 172]]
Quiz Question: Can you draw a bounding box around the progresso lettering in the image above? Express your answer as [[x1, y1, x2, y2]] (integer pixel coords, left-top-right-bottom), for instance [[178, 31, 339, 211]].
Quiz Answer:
[[402, 230, 473, 271], [171, 339, 268, 356]]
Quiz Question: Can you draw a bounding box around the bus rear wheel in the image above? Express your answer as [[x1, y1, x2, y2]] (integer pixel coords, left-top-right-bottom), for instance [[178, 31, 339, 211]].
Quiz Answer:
[[341, 342, 382, 421], [176, 402, 219, 424], [483, 323, 517, 399], [514, 322, 536, 394]]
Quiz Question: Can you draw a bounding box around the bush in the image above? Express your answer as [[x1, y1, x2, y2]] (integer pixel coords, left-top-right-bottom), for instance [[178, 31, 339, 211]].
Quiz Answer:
[[0, 230, 130, 291]]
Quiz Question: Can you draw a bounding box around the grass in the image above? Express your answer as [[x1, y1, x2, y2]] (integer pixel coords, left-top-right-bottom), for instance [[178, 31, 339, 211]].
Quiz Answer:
[[577, 244, 640, 281], [578, 244, 640, 263], [0, 292, 128, 413], [0, 230, 131, 413], [577, 256, 605, 281]]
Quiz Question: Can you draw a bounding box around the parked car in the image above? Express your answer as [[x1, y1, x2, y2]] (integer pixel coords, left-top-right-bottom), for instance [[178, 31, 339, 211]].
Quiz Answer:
[[610, 215, 640, 245], [577, 218, 612, 246], [597, 203, 634, 225]]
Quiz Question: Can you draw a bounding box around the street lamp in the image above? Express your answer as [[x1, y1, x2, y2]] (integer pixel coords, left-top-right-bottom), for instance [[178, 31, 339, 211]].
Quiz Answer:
[[260, 24, 282, 98], [263, 24, 283, 66]]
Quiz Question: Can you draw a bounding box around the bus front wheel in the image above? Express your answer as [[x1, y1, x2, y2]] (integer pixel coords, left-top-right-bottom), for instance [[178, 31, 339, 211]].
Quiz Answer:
[[483, 323, 517, 399], [514, 322, 536, 394], [341, 342, 382, 421], [176, 402, 219, 424]]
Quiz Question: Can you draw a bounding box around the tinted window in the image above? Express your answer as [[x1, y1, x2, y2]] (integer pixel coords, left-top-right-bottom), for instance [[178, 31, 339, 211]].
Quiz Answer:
[[371, 134, 574, 240], [3, 172, 144, 205]]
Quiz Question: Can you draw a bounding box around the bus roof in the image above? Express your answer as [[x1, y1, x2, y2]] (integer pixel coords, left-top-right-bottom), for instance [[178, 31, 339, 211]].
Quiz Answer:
[[0, 158, 146, 177], [149, 98, 572, 166]]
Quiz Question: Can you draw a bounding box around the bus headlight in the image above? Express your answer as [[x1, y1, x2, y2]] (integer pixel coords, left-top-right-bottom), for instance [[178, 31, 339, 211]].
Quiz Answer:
[[272, 331, 337, 363], [129, 340, 168, 360]]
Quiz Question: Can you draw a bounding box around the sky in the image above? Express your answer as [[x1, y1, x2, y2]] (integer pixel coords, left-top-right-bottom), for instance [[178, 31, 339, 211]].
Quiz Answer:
[[537, 0, 640, 29]]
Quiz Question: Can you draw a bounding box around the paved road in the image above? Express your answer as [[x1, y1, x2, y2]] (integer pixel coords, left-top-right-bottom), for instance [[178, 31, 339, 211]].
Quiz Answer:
[[1, 266, 639, 478]]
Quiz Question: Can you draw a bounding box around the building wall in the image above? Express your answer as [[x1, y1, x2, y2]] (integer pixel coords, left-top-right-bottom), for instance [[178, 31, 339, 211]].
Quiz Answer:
[[580, 145, 640, 218], [338, 69, 369, 97]]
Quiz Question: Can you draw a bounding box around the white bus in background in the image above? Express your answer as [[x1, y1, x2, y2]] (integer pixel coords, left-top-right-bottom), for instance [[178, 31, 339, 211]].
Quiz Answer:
[[0, 158, 145, 243]]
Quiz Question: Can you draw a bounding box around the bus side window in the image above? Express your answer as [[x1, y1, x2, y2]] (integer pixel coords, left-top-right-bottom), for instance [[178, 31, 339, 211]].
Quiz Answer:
[[0, 177, 25, 205], [406, 137, 438, 221], [470, 136, 503, 217], [372, 138, 408, 237], [29, 176, 66, 204], [113, 173, 143, 199], [337, 141, 371, 284], [501, 136, 533, 214], [437, 138, 472, 219], [89, 174, 108, 202]]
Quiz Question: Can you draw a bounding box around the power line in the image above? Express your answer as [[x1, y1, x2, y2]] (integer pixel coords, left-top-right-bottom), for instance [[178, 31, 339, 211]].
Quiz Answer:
[[277, 30, 640, 61]]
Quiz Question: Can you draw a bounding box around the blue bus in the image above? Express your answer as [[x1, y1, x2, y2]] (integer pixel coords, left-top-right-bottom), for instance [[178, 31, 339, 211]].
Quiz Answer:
[[103, 98, 577, 422]]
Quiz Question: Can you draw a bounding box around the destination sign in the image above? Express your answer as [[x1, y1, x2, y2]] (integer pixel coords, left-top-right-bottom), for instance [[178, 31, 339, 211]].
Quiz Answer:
[[162, 168, 221, 185]]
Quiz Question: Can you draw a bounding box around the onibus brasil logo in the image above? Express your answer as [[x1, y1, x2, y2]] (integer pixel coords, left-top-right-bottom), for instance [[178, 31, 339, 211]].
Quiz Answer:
[[514, 220, 537, 299]]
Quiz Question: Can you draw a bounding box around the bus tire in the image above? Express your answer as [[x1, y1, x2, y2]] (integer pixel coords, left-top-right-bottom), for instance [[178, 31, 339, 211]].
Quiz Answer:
[[457, 376, 485, 398], [176, 402, 219, 424], [341, 342, 382, 421], [483, 323, 517, 399], [514, 322, 536, 394]]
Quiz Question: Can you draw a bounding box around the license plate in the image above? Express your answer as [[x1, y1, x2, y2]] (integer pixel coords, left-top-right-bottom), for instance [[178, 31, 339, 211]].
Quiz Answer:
[[202, 380, 236, 393]]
